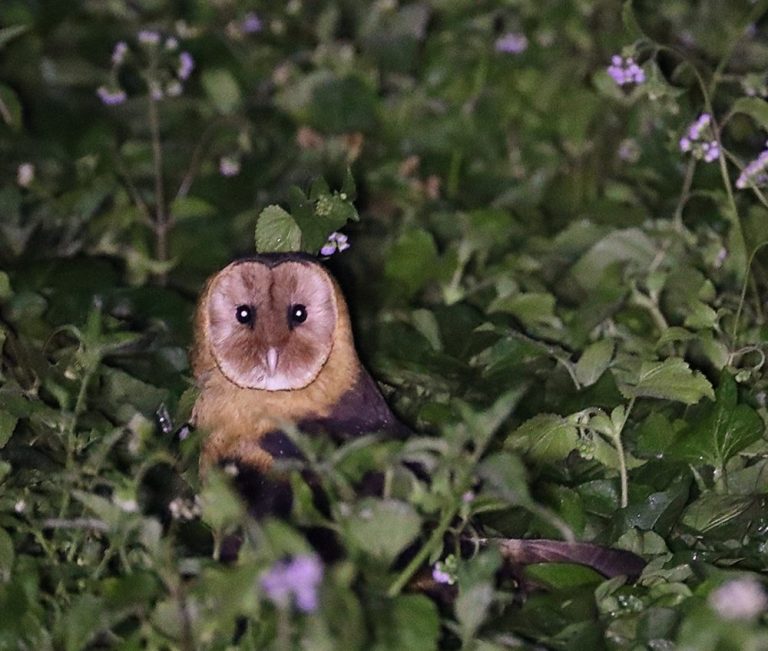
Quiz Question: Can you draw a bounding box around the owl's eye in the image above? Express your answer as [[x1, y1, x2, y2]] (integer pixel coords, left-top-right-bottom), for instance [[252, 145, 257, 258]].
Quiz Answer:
[[235, 304, 254, 325], [289, 304, 308, 325]]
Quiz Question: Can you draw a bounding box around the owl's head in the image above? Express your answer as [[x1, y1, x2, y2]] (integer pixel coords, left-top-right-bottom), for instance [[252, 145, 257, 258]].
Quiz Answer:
[[196, 254, 346, 391]]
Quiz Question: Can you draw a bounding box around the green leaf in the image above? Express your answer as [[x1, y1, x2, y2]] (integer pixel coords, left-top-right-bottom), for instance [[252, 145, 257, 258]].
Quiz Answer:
[[570, 228, 657, 289], [489, 292, 560, 329], [0, 410, 18, 448], [60, 594, 103, 651], [681, 494, 760, 535], [0, 528, 13, 582], [169, 196, 216, 221], [507, 414, 579, 462], [342, 498, 421, 563], [383, 228, 440, 299], [0, 85, 22, 131], [575, 340, 614, 387], [255, 205, 302, 253], [665, 374, 764, 468], [372, 595, 439, 651], [621, 482, 689, 535], [455, 583, 494, 642], [731, 97, 768, 131], [524, 563, 604, 589], [201, 69, 242, 114], [308, 75, 378, 133], [622, 358, 714, 405], [478, 451, 532, 505], [621, 1, 647, 41], [0, 25, 28, 49]]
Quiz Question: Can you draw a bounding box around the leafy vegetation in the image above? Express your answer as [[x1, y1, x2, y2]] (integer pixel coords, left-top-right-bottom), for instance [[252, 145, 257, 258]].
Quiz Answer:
[[3, 0, 768, 648]]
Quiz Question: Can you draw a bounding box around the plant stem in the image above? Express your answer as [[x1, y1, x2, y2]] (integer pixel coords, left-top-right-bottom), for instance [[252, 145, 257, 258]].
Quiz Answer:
[[673, 158, 696, 231], [147, 94, 169, 284], [387, 505, 455, 597], [614, 397, 636, 509]]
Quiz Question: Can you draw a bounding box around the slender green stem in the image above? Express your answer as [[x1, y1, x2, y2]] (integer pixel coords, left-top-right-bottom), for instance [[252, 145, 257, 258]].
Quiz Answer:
[[387, 505, 456, 597], [614, 397, 636, 509], [731, 241, 768, 346], [656, 45, 749, 281], [387, 403, 507, 596], [673, 158, 697, 232], [147, 94, 169, 283]]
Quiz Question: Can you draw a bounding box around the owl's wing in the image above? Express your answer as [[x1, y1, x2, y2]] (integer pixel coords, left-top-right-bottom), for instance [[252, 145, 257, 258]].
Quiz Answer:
[[298, 367, 410, 441]]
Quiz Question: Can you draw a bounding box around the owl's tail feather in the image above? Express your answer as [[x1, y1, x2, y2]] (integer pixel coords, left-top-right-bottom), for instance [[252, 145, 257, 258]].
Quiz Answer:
[[495, 537, 646, 578]]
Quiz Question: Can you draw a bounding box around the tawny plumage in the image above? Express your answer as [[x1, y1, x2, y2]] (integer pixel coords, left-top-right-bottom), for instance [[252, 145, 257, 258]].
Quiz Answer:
[[191, 253, 403, 482], [191, 253, 645, 578]]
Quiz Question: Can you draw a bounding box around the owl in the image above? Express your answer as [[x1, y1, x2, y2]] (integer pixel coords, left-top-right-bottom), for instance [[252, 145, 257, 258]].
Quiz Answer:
[[191, 253, 405, 515], [191, 253, 644, 578]]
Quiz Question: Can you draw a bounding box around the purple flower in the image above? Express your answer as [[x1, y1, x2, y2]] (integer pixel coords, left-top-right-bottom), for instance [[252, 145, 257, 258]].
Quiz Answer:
[[242, 12, 263, 34], [138, 30, 161, 45], [432, 567, 453, 584], [97, 86, 127, 106], [495, 32, 528, 54], [736, 143, 768, 189], [260, 555, 323, 613], [320, 232, 350, 256], [618, 138, 640, 163], [111, 41, 128, 66], [679, 114, 719, 164], [607, 55, 645, 86], [219, 156, 241, 177], [178, 51, 195, 81], [709, 578, 767, 620], [702, 141, 720, 163]]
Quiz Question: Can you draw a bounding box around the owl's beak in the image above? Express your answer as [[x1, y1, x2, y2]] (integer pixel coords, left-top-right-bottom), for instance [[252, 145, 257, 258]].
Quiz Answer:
[[265, 347, 279, 375]]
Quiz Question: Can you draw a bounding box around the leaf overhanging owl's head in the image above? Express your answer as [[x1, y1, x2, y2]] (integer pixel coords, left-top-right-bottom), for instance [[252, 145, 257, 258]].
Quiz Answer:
[[200, 254, 340, 391]]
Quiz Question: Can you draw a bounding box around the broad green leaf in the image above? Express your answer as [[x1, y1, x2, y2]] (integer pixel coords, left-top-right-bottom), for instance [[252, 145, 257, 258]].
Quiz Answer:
[[622, 358, 714, 405], [383, 228, 440, 299], [621, 482, 689, 535], [665, 374, 764, 467], [60, 594, 103, 651], [342, 498, 421, 563], [455, 583, 493, 642], [478, 451, 532, 505], [524, 563, 604, 589], [102, 572, 160, 614], [570, 228, 657, 290], [507, 414, 579, 462], [681, 494, 761, 535], [170, 196, 216, 221], [0, 528, 13, 582], [372, 595, 439, 651], [308, 75, 378, 133], [0, 25, 28, 49], [731, 97, 768, 131], [575, 340, 614, 387], [255, 205, 302, 253], [0, 85, 22, 130], [199, 471, 246, 532], [73, 491, 130, 531], [621, 2, 647, 41], [0, 411, 18, 448], [489, 292, 559, 329], [201, 69, 242, 114]]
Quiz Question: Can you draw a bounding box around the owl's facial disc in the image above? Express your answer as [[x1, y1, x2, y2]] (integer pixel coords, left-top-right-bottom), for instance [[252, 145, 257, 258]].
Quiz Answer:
[[207, 260, 337, 390]]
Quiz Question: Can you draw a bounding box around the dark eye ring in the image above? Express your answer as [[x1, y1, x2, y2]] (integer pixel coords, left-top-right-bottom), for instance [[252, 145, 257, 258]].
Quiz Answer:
[[235, 304, 254, 325], [290, 304, 308, 325]]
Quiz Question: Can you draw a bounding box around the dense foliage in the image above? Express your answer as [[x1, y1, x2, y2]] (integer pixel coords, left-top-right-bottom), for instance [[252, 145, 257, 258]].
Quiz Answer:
[[3, 0, 768, 648]]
